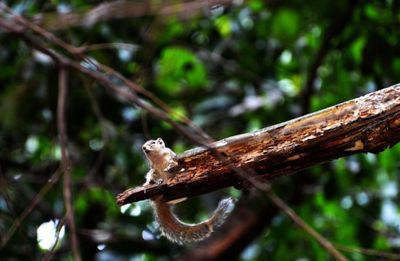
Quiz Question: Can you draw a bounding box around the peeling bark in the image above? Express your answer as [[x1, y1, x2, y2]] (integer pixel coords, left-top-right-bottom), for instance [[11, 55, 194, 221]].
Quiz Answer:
[[117, 84, 400, 205]]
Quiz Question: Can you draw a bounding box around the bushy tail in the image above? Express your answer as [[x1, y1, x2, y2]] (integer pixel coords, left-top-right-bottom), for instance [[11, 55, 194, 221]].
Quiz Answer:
[[151, 197, 234, 245], [209, 197, 235, 228]]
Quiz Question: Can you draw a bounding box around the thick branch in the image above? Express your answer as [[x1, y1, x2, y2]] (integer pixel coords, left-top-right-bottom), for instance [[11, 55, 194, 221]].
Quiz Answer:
[[117, 84, 400, 205]]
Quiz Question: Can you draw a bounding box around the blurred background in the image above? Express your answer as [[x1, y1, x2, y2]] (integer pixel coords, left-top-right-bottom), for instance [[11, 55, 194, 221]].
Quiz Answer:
[[1, 0, 400, 260]]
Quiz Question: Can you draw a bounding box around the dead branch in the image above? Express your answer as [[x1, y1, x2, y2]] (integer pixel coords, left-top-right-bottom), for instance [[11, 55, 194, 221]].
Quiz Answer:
[[33, 0, 234, 31], [0, 3, 212, 144], [117, 84, 400, 205], [58, 67, 81, 260]]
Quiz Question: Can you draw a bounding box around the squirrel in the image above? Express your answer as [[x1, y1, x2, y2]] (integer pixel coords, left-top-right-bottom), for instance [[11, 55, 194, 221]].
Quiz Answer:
[[142, 138, 234, 244]]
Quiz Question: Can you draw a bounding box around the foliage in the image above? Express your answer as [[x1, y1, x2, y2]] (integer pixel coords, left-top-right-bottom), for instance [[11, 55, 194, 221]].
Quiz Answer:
[[1, 0, 400, 260]]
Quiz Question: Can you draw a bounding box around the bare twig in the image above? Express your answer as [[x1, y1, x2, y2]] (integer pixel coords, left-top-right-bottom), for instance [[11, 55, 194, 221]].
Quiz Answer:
[[0, 166, 14, 218], [0, 168, 62, 249], [58, 67, 80, 261], [266, 187, 346, 260], [43, 217, 67, 261], [75, 42, 138, 53], [334, 243, 400, 260], [32, 0, 235, 31], [0, 3, 212, 143]]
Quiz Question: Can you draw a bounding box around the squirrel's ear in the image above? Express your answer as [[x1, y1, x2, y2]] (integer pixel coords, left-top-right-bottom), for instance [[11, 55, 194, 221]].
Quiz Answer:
[[156, 138, 164, 145]]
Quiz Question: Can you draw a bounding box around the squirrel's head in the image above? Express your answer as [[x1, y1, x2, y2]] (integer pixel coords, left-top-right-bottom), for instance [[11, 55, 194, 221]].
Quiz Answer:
[[142, 138, 165, 154]]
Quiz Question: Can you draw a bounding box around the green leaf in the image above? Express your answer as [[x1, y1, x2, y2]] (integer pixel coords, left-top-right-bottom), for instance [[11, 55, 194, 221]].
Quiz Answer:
[[170, 104, 188, 122], [248, 0, 265, 12], [215, 16, 232, 37], [271, 9, 300, 43], [155, 47, 208, 93], [159, 19, 185, 43], [350, 37, 366, 64], [365, 4, 380, 20], [74, 187, 119, 218]]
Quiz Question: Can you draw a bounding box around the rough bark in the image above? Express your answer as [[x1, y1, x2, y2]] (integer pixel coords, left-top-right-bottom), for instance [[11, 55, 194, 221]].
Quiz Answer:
[[117, 84, 400, 205]]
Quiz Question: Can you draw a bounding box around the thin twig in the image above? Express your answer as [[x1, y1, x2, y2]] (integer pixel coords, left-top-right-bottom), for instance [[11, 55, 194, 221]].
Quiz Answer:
[[43, 216, 67, 261], [0, 168, 62, 249], [58, 67, 81, 261], [0, 166, 15, 219], [203, 152, 347, 261], [266, 187, 347, 260], [0, 3, 212, 143], [32, 0, 234, 31], [75, 42, 138, 53], [334, 243, 400, 260]]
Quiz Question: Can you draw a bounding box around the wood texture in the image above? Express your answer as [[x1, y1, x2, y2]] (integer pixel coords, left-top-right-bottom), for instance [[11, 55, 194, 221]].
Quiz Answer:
[[117, 84, 400, 206]]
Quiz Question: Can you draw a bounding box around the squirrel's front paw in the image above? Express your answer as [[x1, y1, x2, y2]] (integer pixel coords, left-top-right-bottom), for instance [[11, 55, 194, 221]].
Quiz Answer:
[[144, 178, 164, 186], [154, 178, 164, 185]]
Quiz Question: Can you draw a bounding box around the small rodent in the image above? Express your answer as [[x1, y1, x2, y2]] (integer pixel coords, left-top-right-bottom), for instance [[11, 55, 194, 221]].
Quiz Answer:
[[142, 138, 234, 244]]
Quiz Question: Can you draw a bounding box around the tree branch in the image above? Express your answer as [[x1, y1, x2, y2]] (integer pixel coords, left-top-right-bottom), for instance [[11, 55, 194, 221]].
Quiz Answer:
[[0, 3, 212, 144], [33, 0, 234, 31], [117, 84, 400, 205], [58, 67, 81, 261]]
